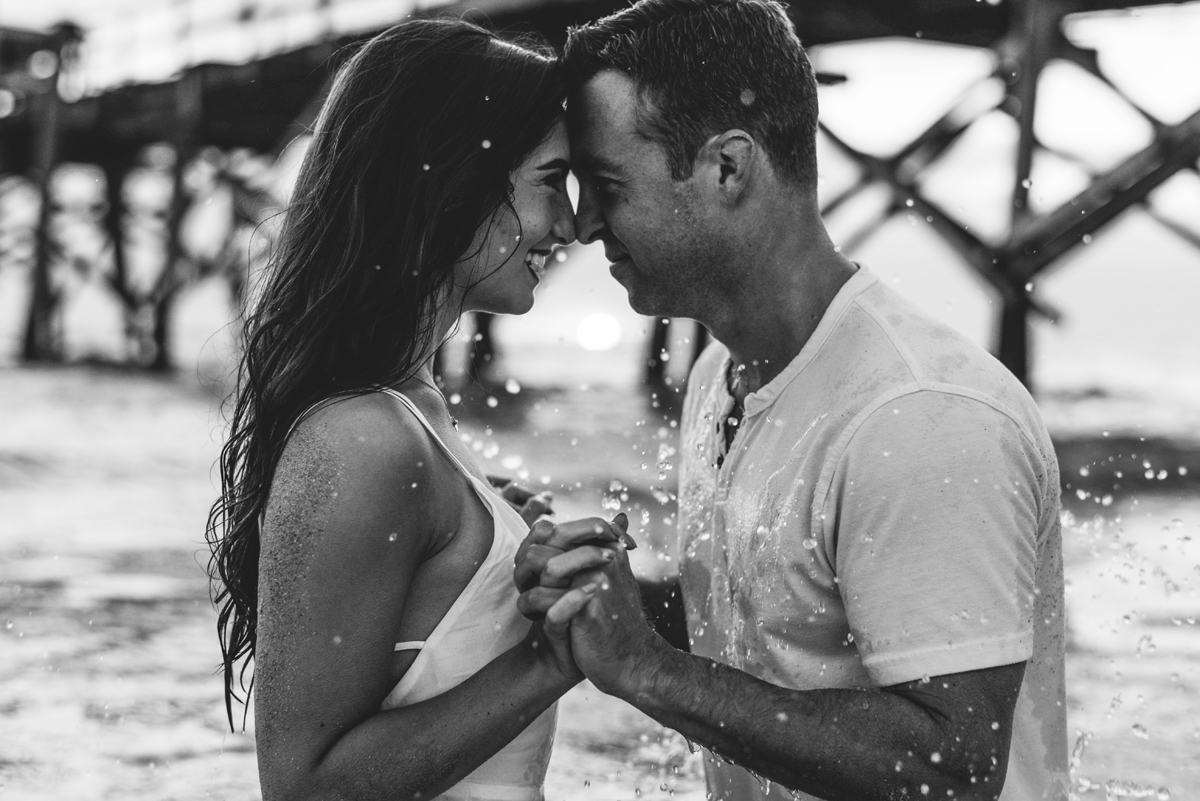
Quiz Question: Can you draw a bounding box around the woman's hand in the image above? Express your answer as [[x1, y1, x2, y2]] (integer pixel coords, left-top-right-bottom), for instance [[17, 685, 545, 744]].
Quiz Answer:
[[488, 475, 555, 527], [515, 514, 635, 680], [514, 514, 634, 593]]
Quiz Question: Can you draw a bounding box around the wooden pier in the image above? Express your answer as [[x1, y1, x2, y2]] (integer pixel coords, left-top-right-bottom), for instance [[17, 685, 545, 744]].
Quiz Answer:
[[1, 0, 1198, 383]]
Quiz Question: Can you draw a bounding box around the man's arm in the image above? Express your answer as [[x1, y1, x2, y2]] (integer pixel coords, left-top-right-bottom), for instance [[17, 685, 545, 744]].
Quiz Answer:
[[636, 574, 690, 652], [524, 547, 1022, 801]]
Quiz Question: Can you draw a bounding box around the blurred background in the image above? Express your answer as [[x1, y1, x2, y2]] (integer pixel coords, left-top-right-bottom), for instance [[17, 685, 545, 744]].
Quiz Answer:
[[1, 0, 1198, 798]]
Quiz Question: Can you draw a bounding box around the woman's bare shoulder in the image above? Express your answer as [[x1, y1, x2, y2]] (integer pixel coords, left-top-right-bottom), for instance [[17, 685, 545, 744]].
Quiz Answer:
[[264, 392, 441, 551]]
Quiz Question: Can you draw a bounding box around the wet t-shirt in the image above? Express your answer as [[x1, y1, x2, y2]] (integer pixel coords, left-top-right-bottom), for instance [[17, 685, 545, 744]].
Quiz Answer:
[[677, 267, 1068, 801]]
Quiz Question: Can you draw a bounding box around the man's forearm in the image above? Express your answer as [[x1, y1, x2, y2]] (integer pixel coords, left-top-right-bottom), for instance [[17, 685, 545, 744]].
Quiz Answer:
[[624, 641, 1011, 801], [636, 575, 690, 651]]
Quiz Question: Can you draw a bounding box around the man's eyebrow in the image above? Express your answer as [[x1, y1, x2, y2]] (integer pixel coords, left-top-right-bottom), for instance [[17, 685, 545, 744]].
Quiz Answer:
[[533, 157, 570, 173], [572, 152, 622, 176]]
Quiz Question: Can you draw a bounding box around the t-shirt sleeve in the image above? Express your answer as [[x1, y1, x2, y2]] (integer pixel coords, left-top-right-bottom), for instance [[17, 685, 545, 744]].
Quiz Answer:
[[822, 389, 1045, 687]]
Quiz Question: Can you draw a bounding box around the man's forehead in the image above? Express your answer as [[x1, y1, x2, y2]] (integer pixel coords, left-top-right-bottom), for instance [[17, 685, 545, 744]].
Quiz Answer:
[[568, 70, 644, 168]]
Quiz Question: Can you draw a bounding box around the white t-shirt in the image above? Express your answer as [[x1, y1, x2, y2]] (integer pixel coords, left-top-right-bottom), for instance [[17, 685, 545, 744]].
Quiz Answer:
[[678, 267, 1068, 801]]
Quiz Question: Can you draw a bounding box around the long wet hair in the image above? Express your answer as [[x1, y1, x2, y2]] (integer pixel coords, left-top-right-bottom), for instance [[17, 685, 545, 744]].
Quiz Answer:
[[205, 18, 566, 728]]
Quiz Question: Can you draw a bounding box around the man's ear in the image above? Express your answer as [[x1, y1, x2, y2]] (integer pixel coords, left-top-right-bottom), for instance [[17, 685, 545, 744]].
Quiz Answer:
[[698, 130, 755, 205]]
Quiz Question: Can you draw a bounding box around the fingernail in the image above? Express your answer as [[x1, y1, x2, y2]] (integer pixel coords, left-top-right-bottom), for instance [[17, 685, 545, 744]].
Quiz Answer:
[[582, 582, 599, 594], [602, 550, 614, 561]]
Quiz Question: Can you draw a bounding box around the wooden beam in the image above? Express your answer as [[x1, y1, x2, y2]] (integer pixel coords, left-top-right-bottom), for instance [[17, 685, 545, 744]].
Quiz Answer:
[[1008, 107, 1200, 280], [21, 64, 61, 362]]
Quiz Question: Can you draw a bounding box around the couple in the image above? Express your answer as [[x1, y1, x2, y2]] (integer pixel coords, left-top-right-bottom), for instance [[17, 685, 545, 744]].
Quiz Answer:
[[206, 1, 1069, 799]]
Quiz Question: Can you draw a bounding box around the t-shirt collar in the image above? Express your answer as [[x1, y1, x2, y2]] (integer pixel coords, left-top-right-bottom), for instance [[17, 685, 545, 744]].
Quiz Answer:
[[729, 265, 878, 418]]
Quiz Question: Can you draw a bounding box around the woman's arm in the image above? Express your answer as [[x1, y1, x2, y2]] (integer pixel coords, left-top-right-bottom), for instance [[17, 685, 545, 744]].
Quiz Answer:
[[253, 396, 592, 801]]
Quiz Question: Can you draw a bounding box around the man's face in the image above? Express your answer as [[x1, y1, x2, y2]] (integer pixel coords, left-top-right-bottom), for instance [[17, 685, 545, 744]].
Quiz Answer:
[[569, 71, 719, 318]]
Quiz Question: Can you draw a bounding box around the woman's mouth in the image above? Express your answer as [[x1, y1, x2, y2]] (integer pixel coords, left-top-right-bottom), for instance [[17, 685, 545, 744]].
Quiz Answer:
[[525, 251, 548, 279]]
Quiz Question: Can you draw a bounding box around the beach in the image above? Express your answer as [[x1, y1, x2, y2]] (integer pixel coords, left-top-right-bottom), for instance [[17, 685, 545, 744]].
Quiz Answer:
[[3, 151, 1200, 797]]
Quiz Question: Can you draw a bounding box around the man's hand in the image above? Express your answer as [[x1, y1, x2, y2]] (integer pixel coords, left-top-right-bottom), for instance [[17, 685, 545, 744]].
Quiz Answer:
[[523, 581, 601, 685], [488, 475, 555, 527], [519, 534, 662, 699], [512, 515, 635, 681]]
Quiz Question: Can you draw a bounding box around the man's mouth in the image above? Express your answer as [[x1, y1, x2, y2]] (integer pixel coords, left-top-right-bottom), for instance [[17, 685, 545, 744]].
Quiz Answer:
[[525, 251, 548, 278]]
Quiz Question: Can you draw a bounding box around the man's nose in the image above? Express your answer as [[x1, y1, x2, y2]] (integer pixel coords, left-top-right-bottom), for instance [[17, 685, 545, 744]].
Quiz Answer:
[[574, 185, 605, 246]]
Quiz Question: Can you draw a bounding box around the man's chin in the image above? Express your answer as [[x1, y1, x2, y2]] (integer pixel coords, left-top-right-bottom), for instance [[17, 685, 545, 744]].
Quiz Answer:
[[610, 264, 654, 315]]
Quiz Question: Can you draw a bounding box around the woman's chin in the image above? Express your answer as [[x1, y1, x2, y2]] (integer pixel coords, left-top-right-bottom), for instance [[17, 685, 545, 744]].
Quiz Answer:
[[511, 292, 537, 315], [476, 293, 536, 317]]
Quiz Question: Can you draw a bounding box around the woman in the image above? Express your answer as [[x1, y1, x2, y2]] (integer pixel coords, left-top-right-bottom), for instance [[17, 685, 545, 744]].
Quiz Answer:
[[206, 20, 620, 801]]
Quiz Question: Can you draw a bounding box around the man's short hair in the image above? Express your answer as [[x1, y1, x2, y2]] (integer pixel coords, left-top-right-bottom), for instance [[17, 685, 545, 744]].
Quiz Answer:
[[564, 0, 819, 188]]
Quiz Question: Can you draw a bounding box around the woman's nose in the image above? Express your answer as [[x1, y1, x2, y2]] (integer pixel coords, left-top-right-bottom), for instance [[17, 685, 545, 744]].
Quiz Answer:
[[550, 194, 576, 246]]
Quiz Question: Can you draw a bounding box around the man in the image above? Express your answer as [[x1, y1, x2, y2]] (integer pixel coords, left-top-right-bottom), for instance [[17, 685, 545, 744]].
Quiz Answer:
[[517, 0, 1068, 798]]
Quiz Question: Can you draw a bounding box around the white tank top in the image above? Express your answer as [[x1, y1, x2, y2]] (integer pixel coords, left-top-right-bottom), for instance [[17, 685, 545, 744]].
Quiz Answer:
[[377, 389, 556, 801]]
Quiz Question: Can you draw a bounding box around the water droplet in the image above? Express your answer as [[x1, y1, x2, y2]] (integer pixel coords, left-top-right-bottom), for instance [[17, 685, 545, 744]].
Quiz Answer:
[[505, 378, 521, 394], [1131, 723, 1149, 739], [1082, 233, 1093, 244], [422, 163, 430, 171], [388, 532, 398, 542], [801, 537, 818, 550], [486, 396, 498, 408], [481, 139, 491, 149], [482, 441, 499, 459], [930, 751, 942, 763]]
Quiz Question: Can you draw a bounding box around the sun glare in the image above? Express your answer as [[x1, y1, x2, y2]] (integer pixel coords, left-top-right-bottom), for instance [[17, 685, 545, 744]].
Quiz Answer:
[[575, 313, 622, 352]]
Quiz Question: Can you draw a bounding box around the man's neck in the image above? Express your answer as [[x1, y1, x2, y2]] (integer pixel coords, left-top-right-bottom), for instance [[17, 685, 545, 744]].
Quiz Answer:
[[710, 247, 858, 397]]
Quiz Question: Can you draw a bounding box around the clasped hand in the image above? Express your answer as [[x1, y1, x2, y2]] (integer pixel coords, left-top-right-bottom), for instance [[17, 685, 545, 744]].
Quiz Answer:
[[513, 513, 660, 696]]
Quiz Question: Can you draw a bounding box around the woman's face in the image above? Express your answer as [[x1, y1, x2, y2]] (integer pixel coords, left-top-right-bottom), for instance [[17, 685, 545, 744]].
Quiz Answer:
[[460, 119, 575, 315]]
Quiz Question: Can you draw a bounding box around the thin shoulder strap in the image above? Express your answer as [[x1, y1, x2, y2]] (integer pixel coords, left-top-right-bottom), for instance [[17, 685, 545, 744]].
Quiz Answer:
[[377, 388, 476, 480]]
